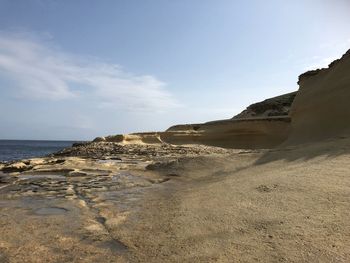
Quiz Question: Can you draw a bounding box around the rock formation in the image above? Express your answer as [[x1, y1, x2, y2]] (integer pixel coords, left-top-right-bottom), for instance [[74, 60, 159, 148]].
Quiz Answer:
[[96, 92, 296, 149], [94, 49, 350, 149], [2, 49, 350, 263], [232, 91, 297, 119], [287, 49, 350, 144], [163, 117, 291, 149]]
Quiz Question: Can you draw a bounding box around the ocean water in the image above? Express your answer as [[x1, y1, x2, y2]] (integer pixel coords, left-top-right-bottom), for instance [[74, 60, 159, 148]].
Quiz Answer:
[[0, 140, 78, 162]]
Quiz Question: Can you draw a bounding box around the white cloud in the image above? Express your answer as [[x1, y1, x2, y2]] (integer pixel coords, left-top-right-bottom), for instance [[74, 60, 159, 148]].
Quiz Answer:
[[0, 32, 179, 111]]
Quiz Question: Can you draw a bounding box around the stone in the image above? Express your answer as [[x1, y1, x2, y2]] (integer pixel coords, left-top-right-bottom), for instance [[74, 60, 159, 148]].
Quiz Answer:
[[93, 137, 106, 142], [2, 162, 32, 173]]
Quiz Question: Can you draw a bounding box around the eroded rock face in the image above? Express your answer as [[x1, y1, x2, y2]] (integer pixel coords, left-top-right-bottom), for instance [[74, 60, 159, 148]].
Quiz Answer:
[[87, 91, 297, 150], [81, 50, 350, 150], [95, 117, 291, 149], [1, 144, 205, 262], [93, 137, 106, 142], [105, 135, 124, 143], [287, 49, 350, 144], [232, 91, 297, 119], [54, 142, 231, 158], [2, 161, 32, 173], [164, 117, 291, 149]]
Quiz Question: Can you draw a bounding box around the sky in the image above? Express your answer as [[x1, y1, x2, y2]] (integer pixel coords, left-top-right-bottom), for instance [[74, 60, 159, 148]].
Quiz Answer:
[[0, 0, 350, 140]]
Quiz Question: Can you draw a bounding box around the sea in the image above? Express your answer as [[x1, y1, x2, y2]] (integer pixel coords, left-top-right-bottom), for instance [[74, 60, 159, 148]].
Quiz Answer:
[[0, 140, 79, 162]]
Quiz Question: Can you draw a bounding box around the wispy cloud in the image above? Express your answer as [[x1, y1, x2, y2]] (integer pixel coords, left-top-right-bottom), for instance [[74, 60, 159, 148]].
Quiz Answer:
[[0, 32, 179, 111]]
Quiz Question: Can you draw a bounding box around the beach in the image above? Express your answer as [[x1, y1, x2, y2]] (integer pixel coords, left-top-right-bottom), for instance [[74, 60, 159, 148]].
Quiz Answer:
[[1, 48, 350, 262], [1, 139, 350, 262]]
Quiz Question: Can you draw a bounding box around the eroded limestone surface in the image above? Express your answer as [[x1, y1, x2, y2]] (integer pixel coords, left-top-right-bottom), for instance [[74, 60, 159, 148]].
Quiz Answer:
[[0, 143, 235, 262]]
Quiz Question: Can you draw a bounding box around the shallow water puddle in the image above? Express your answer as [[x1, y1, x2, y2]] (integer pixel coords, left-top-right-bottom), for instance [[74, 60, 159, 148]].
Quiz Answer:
[[35, 207, 68, 215], [97, 159, 122, 164], [19, 173, 66, 180], [112, 171, 137, 181], [98, 159, 143, 165], [0, 196, 72, 217]]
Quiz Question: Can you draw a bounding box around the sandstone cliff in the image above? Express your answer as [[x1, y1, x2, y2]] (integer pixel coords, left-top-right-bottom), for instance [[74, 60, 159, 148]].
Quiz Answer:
[[94, 49, 350, 149], [233, 91, 297, 119], [287, 49, 350, 144], [163, 117, 290, 148], [94, 93, 296, 149]]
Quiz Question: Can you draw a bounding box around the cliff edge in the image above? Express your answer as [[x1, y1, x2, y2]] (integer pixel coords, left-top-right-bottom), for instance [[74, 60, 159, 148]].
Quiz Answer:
[[94, 48, 350, 149], [287, 49, 350, 144]]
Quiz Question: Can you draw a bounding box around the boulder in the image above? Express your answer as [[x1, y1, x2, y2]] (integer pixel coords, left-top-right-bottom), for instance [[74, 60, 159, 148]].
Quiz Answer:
[[2, 162, 32, 173], [93, 136, 106, 142], [105, 135, 124, 143]]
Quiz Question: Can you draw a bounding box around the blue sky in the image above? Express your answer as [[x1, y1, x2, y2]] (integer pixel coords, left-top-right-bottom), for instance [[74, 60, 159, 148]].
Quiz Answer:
[[0, 0, 350, 140]]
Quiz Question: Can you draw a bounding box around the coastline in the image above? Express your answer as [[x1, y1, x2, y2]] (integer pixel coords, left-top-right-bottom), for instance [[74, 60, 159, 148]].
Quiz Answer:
[[1, 48, 350, 262], [1, 140, 350, 261]]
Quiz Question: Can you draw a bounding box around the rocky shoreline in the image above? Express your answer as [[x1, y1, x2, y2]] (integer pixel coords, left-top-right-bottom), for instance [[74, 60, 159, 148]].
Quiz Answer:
[[0, 143, 241, 262], [1, 48, 350, 262]]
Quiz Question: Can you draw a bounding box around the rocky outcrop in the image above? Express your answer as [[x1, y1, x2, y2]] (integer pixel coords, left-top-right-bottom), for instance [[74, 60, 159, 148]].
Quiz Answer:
[[164, 117, 291, 149], [287, 49, 350, 144], [96, 116, 291, 149], [2, 161, 32, 173], [233, 91, 297, 119], [92, 137, 106, 142], [90, 49, 350, 149], [92, 92, 297, 149], [54, 142, 230, 158], [298, 49, 350, 85], [103, 133, 163, 144]]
